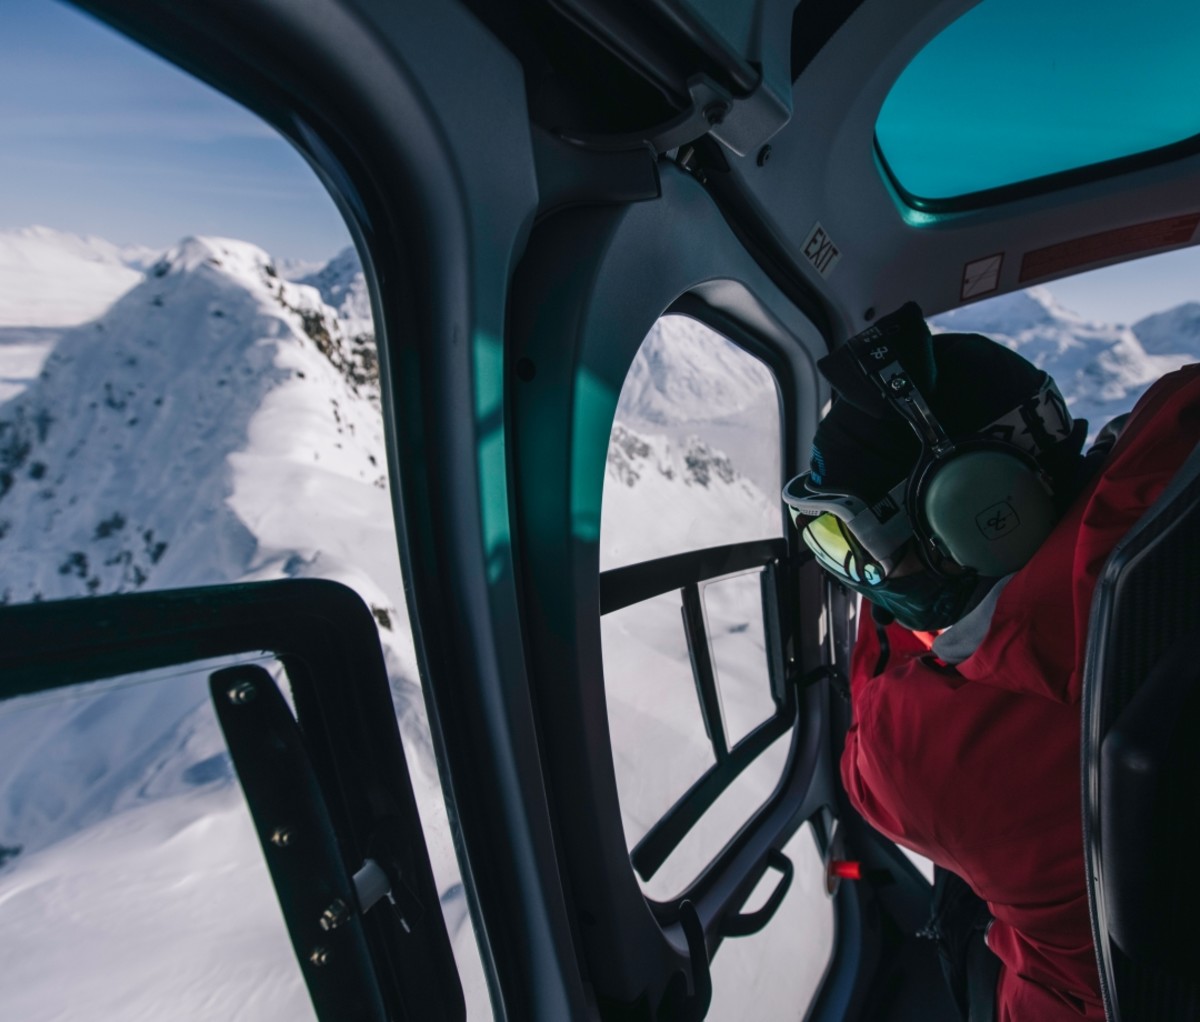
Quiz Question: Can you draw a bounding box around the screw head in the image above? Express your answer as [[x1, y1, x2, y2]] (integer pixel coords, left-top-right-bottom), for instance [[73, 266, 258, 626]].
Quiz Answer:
[[319, 898, 352, 932], [309, 946, 331, 968], [703, 101, 729, 126], [227, 680, 257, 705], [756, 145, 772, 167], [270, 826, 295, 848]]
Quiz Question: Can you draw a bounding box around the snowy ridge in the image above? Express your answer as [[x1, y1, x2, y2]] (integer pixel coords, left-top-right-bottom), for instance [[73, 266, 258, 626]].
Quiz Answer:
[[298, 244, 374, 343], [0, 232, 427, 864]]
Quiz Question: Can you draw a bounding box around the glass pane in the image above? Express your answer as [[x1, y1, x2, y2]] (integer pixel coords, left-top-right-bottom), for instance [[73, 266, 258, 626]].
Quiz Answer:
[[641, 730, 793, 903], [877, 0, 1200, 201], [602, 314, 782, 571], [703, 569, 776, 748], [707, 824, 835, 1022], [0, 660, 317, 1022], [601, 591, 716, 849]]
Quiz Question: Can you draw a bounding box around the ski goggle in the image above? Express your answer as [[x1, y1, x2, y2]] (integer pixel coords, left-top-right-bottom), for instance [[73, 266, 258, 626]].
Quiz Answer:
[[782, 474, 914, 587]]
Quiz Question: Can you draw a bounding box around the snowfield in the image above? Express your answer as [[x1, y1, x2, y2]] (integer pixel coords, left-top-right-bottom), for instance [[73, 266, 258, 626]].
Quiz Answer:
[[0, 225, 1197, 1021]]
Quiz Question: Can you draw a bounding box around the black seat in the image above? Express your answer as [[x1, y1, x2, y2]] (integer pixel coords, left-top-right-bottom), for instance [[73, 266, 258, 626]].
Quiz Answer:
[[1081, 439, 1200, 1021]]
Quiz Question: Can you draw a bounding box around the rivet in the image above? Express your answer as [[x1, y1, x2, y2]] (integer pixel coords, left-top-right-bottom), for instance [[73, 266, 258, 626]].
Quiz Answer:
[[270, 826, 295, 848], [756, 145, 772, 167], [227, 680, 257, 705], [309, 946, 331, 968], [319, 898, 352, 932], [703, 101, 729, 126]]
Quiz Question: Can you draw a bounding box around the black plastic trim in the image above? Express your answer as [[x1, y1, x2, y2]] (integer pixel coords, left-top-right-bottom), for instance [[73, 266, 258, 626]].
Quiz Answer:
[[790, 0, 870, 83], [876, 130, 1200, 218], [600, 538, 788, 614], [631, 711, 795, 881], [720, 848, 793, 937], [549, 0, 760, 106]]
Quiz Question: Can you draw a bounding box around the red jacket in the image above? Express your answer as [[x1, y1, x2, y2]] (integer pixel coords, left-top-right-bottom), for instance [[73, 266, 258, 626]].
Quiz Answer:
[[841, 365, 1200, 1021]]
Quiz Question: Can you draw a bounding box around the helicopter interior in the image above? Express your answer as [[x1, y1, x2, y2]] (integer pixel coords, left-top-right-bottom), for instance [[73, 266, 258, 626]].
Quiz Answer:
[[2, 1, 1199, 1020]]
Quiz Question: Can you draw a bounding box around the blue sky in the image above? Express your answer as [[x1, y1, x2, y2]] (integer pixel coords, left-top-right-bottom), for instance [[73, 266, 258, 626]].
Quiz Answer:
[[0, 0, 352, 262], [3, 0, 1200, 322]]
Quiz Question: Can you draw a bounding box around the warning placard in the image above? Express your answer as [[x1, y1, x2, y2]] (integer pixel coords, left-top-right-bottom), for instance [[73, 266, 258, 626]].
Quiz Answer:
[[1019, 214, 1200, 283], [961, 253, 1004, 300]]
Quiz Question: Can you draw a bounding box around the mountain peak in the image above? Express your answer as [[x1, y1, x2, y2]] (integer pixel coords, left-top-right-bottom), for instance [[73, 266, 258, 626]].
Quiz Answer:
[[1132, 302, 1200, 355], [151, 237, 276, 282]]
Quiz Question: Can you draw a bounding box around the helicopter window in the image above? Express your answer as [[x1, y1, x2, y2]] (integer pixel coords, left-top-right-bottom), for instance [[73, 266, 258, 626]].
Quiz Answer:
[[876, 0, 1200, 205], [0, 5, 487, 1018], [599, 312, 834, 1015], [601, 591, 719, 831], [0, 657, 318, 1021], [600, 314, 790, 898], [600, 315, 781, 572], [702, 568, 778, 747]]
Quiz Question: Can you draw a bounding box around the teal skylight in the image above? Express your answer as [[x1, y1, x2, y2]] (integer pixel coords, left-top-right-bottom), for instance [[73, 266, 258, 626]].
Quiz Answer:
[[876, 0, 1200, 203]]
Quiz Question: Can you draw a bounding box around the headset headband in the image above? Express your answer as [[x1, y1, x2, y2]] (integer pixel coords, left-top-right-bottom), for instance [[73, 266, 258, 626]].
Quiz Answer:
[[844, 320, 952, 453], [842, 319, 1074, 461]]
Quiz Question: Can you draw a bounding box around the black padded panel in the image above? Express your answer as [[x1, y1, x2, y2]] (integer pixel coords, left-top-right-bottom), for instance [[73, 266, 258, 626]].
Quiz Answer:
[[1082, 440, 1200, 1022]]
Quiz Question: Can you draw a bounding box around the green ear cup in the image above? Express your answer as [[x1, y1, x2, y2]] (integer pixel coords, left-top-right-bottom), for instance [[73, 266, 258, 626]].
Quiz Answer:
[[922, 449, 1056, 577]]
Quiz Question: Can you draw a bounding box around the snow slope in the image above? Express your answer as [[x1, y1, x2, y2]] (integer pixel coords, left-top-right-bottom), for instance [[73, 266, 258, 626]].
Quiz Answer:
[[0, 226, 155, 328]]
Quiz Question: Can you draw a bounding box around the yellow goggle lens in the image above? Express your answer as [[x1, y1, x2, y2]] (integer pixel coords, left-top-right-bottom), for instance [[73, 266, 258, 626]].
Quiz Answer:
[[800, 512, 888, 587], [801, 513, 860, 582]]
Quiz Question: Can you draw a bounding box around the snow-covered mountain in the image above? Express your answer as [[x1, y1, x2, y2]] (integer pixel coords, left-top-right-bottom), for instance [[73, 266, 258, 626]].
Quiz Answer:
[[614, 315, 781, 498], [0, 229, 431, 835], [1132, 301, 1200, 355], [297, 244, 374, 343], [0, 231, 456, 1022]]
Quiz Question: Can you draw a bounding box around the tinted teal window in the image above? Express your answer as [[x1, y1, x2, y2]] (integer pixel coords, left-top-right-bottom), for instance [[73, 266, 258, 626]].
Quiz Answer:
[[876, 0, 1200, 202]]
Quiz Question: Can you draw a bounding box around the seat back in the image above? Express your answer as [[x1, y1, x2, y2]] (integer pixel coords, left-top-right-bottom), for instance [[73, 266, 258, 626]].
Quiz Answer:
[[1081, 440, 1200, 1021]]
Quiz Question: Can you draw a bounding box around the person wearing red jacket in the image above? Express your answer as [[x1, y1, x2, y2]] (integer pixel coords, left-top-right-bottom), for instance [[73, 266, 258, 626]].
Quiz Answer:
[[783, 302, 1200, 1022]]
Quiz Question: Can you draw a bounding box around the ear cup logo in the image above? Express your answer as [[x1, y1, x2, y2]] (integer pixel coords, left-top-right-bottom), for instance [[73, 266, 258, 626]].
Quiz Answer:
[[976, 500, 1019, 540]]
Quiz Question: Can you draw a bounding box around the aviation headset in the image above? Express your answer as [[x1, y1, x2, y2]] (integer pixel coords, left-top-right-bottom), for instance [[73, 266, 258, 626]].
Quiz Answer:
[[839, 306, 1074, 579]]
